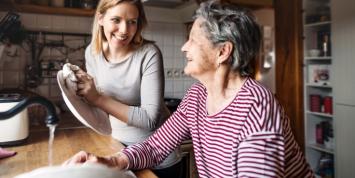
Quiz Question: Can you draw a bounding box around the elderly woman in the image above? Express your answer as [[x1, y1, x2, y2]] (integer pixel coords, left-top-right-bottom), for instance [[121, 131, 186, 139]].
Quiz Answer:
[[64, 0, 314, 177]]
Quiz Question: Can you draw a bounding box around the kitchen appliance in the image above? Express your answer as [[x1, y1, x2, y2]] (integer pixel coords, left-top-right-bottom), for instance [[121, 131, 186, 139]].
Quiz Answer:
[[0, 90, 59, 146], [0, 93, 29, 146]]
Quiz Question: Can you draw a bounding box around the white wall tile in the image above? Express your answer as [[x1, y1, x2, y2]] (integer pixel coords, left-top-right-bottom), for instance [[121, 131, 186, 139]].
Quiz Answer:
[[2, 71, 20, 86], [174, 35, 185, 46], [42, 78, 49, 85], [50, 84, 61, 97], [64, 16, 82, 33], [164, 58, 174, 68], [36, 14, 52, 31], [3, 56, 21, 70], [36, 85, 49, 97], [163, 33, 174, 46], [173, 80, 184, 93], [51, 15, 66, 32], [163, 45, 174, 58], [20, 13, 37, 30], [0, 71, 3, 88], [78, 17, 93, 34], [164, 79, 174, 98], [174, 58, 184, 68]]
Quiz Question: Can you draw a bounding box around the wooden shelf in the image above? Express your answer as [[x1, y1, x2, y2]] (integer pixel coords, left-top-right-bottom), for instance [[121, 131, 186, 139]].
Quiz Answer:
[[304, 21, 331, 28], [306, 110, 333, 118], [307, 143, 334, 154], [304, 56, 332, 60], [305, 83, 332, 89], [0, 3, 95, 17]]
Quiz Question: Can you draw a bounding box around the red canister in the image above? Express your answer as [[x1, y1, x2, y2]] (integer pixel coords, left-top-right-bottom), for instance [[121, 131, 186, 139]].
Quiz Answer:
[[310, 94, 321, 112], [323, 96, 333, 114]]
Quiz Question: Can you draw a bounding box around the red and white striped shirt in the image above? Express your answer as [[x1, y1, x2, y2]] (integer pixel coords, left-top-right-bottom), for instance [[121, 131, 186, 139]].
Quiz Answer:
[[123, 78, 314, 177]]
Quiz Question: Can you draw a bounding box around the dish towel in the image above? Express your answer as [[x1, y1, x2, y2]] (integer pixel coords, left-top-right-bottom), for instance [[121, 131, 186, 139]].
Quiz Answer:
[[62, 63, 80, 94], [0, 147, 16, 159]]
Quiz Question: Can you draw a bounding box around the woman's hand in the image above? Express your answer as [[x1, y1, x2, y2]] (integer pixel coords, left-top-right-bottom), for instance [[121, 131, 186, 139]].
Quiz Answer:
[[75, 69, 101, 106], [62, 151, 130, 170]]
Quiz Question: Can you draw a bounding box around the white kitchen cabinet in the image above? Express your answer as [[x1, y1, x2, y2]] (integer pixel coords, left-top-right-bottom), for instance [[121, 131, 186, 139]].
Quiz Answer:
[[303, 0, 335, 177], [333, 104, 355, 178], [332, 0, 355, 177], [331, 0, 355, 106]]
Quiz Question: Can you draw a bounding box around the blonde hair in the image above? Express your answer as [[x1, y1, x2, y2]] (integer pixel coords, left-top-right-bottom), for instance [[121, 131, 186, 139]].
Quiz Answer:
[[91, 0, 147, 55]]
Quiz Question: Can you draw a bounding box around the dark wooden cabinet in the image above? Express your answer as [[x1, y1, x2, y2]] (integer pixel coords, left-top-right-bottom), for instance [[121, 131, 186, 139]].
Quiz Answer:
[[0, 2, 95, 17]]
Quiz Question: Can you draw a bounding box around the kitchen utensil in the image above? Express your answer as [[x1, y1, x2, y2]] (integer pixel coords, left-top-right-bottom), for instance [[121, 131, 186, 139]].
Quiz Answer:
[[57, 70, 111, 135]]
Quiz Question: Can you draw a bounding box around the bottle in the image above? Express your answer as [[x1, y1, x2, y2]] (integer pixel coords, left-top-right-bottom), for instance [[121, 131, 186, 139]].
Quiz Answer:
[[81, 0, 94, 9], [51, 0, 65, 7], [316, 123, 323, 144], [322, 34, 331, 56]]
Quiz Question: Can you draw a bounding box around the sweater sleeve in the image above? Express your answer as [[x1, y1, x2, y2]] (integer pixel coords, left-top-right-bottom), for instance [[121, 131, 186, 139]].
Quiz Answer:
[[237, 87, 285, 177], [84, 45, 95, 76], [122, 91, 192, 169], [127, 44, 167, 129], [122, 110, 190, 169], [237, 131, 285, 177]]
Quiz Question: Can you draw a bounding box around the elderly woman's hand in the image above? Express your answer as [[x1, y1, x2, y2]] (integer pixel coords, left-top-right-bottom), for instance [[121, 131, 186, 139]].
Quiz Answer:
[[74, 69, 101, 106], [62, 151, 130, 170]]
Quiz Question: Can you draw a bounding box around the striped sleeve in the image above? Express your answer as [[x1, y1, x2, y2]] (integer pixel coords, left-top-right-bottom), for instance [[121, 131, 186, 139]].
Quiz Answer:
[[237, 81, 286, 177], [237, 132, 285, 177], [122, 92, 192, 169]]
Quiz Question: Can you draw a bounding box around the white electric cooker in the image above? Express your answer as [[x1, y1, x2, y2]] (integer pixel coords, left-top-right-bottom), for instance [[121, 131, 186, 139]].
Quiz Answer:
[[0, 93, 29, 146]]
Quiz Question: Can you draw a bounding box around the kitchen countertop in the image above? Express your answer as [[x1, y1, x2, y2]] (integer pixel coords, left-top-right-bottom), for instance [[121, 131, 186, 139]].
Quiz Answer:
[[0, 127, 157, 178]]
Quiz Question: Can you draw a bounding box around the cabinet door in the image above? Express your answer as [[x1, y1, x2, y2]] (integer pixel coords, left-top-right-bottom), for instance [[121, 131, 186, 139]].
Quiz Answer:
[[334, 104, 355, 178], [332, 0, 355, 105]]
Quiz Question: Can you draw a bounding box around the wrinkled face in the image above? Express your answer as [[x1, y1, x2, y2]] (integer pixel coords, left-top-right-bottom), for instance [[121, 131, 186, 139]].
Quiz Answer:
[[181, 18, 219, 79], [99, 2, 139, 51]]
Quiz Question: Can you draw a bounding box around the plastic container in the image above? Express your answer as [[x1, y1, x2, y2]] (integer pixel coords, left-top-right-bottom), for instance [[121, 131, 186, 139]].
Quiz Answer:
[[51, 0, 65, 7], [308, 49, 321, 57]]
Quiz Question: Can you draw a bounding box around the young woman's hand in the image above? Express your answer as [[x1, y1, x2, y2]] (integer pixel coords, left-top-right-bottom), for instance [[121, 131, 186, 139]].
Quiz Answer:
[[75, 69, 101, 106], [62, 151, 130, 170]]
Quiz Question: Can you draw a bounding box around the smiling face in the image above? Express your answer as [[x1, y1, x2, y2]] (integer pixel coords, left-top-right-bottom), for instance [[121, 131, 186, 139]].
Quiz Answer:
[[181, 18, 219, 79], [98, 2, 139, 52]]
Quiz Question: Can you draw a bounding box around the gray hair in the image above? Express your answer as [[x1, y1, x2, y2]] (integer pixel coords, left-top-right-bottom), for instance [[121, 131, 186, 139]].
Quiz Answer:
[[194, 0, 261, 77]]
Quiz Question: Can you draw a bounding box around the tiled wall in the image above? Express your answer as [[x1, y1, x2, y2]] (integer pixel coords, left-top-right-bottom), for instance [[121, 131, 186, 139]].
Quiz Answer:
[[0, 11, 195, 100], [144, 22, 195, 98]]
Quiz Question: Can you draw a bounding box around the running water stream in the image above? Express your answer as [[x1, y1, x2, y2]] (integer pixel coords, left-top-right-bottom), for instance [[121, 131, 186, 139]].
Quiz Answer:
[[48, 124, 57, 166]]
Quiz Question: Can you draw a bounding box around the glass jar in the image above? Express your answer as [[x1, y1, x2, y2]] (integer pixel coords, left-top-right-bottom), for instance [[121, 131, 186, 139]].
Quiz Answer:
[[81, 0, 94, 9]]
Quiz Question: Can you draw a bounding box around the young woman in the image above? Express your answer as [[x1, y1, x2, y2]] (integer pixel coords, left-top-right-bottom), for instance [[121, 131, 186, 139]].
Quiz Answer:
[[73, 0, 182, 177]]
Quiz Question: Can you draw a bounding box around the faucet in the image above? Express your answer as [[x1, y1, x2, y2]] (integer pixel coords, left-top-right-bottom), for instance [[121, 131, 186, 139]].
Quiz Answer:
[[0, 94, 59, 125]]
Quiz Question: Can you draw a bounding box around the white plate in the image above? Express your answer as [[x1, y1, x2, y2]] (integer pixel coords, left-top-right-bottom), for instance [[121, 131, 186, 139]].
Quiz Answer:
[[15, 163, 136, 178], [57, 70, 111, 135]]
